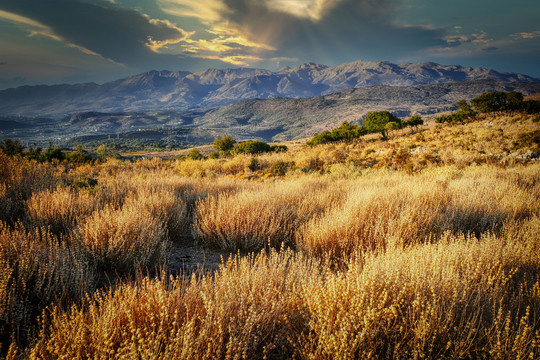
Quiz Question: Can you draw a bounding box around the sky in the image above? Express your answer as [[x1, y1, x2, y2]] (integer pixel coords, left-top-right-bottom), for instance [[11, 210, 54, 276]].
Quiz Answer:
[[0, 0, 539, 89]]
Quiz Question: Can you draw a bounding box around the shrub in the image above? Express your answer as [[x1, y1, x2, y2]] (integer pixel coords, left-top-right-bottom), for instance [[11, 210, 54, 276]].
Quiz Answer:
[[75, 202, 169, 275], [233, 141, 272, 155], [0, 139, 24, 156], [307, 122, 366, 146], [364, 111, 402, 139], [0, 222, 92, 351], [213, 135, 235, 152], [186, 148, 205, 160]]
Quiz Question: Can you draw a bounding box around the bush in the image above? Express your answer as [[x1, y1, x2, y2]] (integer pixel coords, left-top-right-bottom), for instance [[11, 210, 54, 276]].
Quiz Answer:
[[308, 122, 366, 146], [233, 141, 272, 155], [187, 148, 205, 160], [364, 111, 402, 139], [213, 135, 235, 152], [0, 139, 24, 156]]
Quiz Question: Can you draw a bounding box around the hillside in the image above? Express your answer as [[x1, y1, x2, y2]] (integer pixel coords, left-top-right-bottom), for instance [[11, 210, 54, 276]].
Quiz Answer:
[[0, 60, 538, 118], [3, 80, 540, 148]]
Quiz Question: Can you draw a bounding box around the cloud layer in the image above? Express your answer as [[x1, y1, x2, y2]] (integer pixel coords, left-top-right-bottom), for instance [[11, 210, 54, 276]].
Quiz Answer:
[[0, 0, 538, 88]]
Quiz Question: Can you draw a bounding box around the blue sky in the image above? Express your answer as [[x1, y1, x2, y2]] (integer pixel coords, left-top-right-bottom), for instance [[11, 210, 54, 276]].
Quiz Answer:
[[0, 0, 538, 89]]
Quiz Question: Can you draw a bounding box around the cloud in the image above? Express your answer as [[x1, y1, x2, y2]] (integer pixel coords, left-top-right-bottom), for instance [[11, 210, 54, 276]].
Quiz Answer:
[[0, 0, 192, 66], [154, 0, 448, 67], [511, 31, 540, 39], [482, 46, 498, 53]]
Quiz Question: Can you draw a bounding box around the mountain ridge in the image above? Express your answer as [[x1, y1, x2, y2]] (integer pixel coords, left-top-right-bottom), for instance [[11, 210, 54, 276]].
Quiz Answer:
[[1, 60, 538, 118]]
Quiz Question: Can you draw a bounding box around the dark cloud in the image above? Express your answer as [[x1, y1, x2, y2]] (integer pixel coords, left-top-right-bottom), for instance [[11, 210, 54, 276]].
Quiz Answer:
[[0, 62, 7, 65], [220, 0, 447, 64], [0, 0, 189, 66], [482, 46, 498, 52]]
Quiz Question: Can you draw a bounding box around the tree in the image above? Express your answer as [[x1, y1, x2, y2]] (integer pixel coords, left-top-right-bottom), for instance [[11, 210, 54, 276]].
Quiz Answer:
[[405, 115, 424, 128], [364, 111, 402, 139], [505, 91, 524, 111], [456, 99, 473, 114], [233, 141, 272, 155], [0, 139, 24, 156], [213, 135, 235, 152], [96, 144, 120, 161], [471, 91, 507, 113]]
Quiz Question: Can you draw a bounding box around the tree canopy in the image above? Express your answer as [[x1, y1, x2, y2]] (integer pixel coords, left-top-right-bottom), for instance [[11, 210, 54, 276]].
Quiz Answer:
[[364, 111, 402, 139]]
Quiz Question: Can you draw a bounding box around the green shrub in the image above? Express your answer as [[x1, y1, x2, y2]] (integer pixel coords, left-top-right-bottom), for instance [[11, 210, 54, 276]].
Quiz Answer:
[[307, 122, 366, 146], [213, 135, 235, 152], [233, 141, 272, 154]]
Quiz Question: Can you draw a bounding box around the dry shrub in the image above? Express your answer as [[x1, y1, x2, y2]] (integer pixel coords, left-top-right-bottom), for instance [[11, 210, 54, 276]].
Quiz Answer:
[[27, 225, 540, 359], [26, 186, 97, 234], [0, 222, 92, 351], [123, 183, 189, 241], [194, 179, 347, 251], [297, 226, 540, 359], [75, 202, 169, 274], [298, 178, 447, 264], [0, 154, 58, 223], [28, 250, 311, 359], [298, 166, 540, 264]]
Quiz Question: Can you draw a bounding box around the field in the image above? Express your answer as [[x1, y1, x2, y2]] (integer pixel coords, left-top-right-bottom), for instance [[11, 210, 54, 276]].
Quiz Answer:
[[1, 112, 539, 359]]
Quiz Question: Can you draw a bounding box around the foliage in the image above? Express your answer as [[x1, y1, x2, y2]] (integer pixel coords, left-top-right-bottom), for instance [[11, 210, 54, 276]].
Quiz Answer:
[[212, 135, 236, 152], [363, 111, 402, 139], [470, 91, 537, 113], [270, 144, 288, 152], [307, 121, 367, 146], [0, 139, 24, 156], [404, 115, 424, 128], [187, 148, 205, 160], [96, 144, 120, 161], [233, 141, 273, 154]]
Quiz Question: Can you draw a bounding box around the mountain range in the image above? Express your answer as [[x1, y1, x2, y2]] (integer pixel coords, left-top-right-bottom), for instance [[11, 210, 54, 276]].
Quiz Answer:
[[1, 60, 538, 118]]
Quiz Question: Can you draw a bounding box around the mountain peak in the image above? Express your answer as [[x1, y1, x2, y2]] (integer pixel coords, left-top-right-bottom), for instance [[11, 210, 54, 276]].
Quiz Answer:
[[1, 59, 538, 117]]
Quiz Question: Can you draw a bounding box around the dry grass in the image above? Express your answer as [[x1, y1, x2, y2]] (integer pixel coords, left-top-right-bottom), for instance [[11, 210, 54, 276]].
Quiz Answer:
[[297, 165, 540, 265], [1, 113, 539, 358], [26, 222, 540, 359], [75, 202, 169, 275], [194, 179, 347, 251], [0, 222, 92, 351]]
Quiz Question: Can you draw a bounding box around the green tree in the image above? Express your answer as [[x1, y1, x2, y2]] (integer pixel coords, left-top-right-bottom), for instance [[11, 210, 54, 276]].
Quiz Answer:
[[0, 139, 24, 156], [364, 111, 402, 139], [505, 91, 524, 111], [405, 115, 424, 128], [471, 91, 507, 113], [96, 144, 120, 161], [43, 144, 65, 162], [213, 135, 236, 152], [456, 100, 473, 113], [233, 141, 272, 155]]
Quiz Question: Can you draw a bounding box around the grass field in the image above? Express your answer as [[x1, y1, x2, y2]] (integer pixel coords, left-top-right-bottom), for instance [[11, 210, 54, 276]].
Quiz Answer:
[[1, 112, 539, 359]]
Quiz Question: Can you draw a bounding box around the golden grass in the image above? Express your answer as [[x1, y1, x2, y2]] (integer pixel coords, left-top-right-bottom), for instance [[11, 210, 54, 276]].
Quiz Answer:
[[1, 113, 539, 358], [194, 178, 347, 251], [27, 222, 540, 358], [0, 222, 92, 351], [75, 202, 169, 275]]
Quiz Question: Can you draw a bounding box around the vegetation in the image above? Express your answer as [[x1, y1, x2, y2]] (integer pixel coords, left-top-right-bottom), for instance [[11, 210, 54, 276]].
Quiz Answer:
[[233, 140, 273, 155], [364, 111, 403, 139], [1, 96, 540, 358], [307, 121, 367, 146], [212, 135, 236, 152]]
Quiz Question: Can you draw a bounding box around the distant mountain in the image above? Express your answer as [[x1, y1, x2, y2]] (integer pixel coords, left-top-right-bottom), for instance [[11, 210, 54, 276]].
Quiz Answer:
[[0, 60, 538, 118], [4, 80, 540, 146]]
